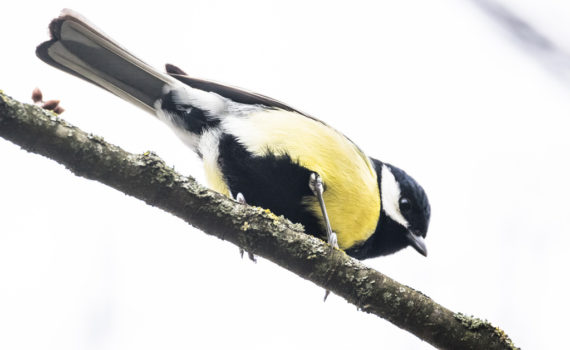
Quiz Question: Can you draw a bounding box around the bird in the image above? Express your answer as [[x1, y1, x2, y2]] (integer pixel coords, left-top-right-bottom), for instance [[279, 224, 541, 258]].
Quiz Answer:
[[36, 9, 430, 260]]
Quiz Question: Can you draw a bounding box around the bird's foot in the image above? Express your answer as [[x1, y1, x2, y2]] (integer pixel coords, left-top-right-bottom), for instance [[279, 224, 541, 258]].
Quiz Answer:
[[239, 249, 257, 263], [309, 173, 339, 301], [322, 231, 338, 302], [236, 192, 257, 263], [328, 231, 339, 249]]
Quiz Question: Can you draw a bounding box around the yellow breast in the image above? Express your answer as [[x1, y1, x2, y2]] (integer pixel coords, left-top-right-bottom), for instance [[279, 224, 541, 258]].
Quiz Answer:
[[220, 109, 381, 249]]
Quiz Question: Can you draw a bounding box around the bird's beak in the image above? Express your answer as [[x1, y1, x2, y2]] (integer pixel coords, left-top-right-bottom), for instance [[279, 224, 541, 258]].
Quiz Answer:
[[406, 230, 428, 257]]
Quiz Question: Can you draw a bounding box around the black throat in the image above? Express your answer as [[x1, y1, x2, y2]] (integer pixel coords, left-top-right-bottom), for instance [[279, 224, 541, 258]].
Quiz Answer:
[[345, 210, 410, 259], [344, 159, 410, 260]]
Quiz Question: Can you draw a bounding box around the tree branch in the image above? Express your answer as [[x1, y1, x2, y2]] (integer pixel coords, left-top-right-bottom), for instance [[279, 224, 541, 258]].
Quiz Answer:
[[0, 91, 518, 350]]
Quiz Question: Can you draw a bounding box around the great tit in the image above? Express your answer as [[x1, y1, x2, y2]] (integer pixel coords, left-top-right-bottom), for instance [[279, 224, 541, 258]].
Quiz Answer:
[[36, 9, 430, 260]]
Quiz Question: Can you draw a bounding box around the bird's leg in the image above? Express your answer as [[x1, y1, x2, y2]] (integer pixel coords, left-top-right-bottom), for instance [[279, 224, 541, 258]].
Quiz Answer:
[[309, 173, 339, 249], [236, 192, 257, 263], [309, 173, 337, 302]]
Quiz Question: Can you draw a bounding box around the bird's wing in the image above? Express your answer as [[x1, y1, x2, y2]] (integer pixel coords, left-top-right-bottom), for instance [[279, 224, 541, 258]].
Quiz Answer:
[[166, 64, 374, 171], [165, 64, 313, 118]]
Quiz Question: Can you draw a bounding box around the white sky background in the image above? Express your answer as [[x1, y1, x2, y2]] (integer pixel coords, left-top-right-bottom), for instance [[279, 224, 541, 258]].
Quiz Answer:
[[1, 1, 569, 349]]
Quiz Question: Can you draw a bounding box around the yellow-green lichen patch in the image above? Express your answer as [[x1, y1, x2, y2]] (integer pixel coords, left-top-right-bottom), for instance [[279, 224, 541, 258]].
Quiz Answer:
[[493, 326, 519, 349], [454, 312, 487, 330]]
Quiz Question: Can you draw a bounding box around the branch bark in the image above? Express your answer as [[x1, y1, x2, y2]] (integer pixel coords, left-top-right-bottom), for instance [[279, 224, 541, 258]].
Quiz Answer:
[[0, 91, 518, 350]]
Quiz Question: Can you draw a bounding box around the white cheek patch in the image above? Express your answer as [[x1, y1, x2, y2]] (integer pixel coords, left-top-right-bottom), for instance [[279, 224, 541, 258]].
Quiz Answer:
[[381, 165, 409, 228]]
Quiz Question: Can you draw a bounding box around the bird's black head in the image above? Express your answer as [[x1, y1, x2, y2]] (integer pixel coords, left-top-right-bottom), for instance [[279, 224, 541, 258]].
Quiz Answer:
[[346, 159, 431, 260]]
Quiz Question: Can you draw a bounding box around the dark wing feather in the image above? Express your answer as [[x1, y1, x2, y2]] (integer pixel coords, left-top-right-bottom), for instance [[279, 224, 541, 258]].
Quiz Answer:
[[165, 64, 312, 118]]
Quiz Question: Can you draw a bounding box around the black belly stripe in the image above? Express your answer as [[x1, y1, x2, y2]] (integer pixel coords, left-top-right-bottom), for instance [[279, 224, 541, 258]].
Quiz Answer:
[[217, 133, 325, 240]]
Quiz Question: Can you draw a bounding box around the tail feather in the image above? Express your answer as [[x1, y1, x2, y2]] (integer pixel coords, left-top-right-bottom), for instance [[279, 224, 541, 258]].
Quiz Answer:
[[36, 9, 174, 114]]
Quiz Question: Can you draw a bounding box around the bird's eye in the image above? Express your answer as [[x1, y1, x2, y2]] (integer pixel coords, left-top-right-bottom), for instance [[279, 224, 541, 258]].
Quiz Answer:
[[399, 197, 412, 212]]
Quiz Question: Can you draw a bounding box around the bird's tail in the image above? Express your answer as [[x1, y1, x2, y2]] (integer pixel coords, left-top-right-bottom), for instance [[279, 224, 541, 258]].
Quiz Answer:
[[36, 9, 176, 115]]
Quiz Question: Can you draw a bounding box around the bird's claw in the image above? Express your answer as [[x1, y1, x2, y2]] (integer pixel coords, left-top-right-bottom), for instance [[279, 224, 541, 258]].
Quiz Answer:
[[236, 192, 256, 263], [328, 231, 339, 249]]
